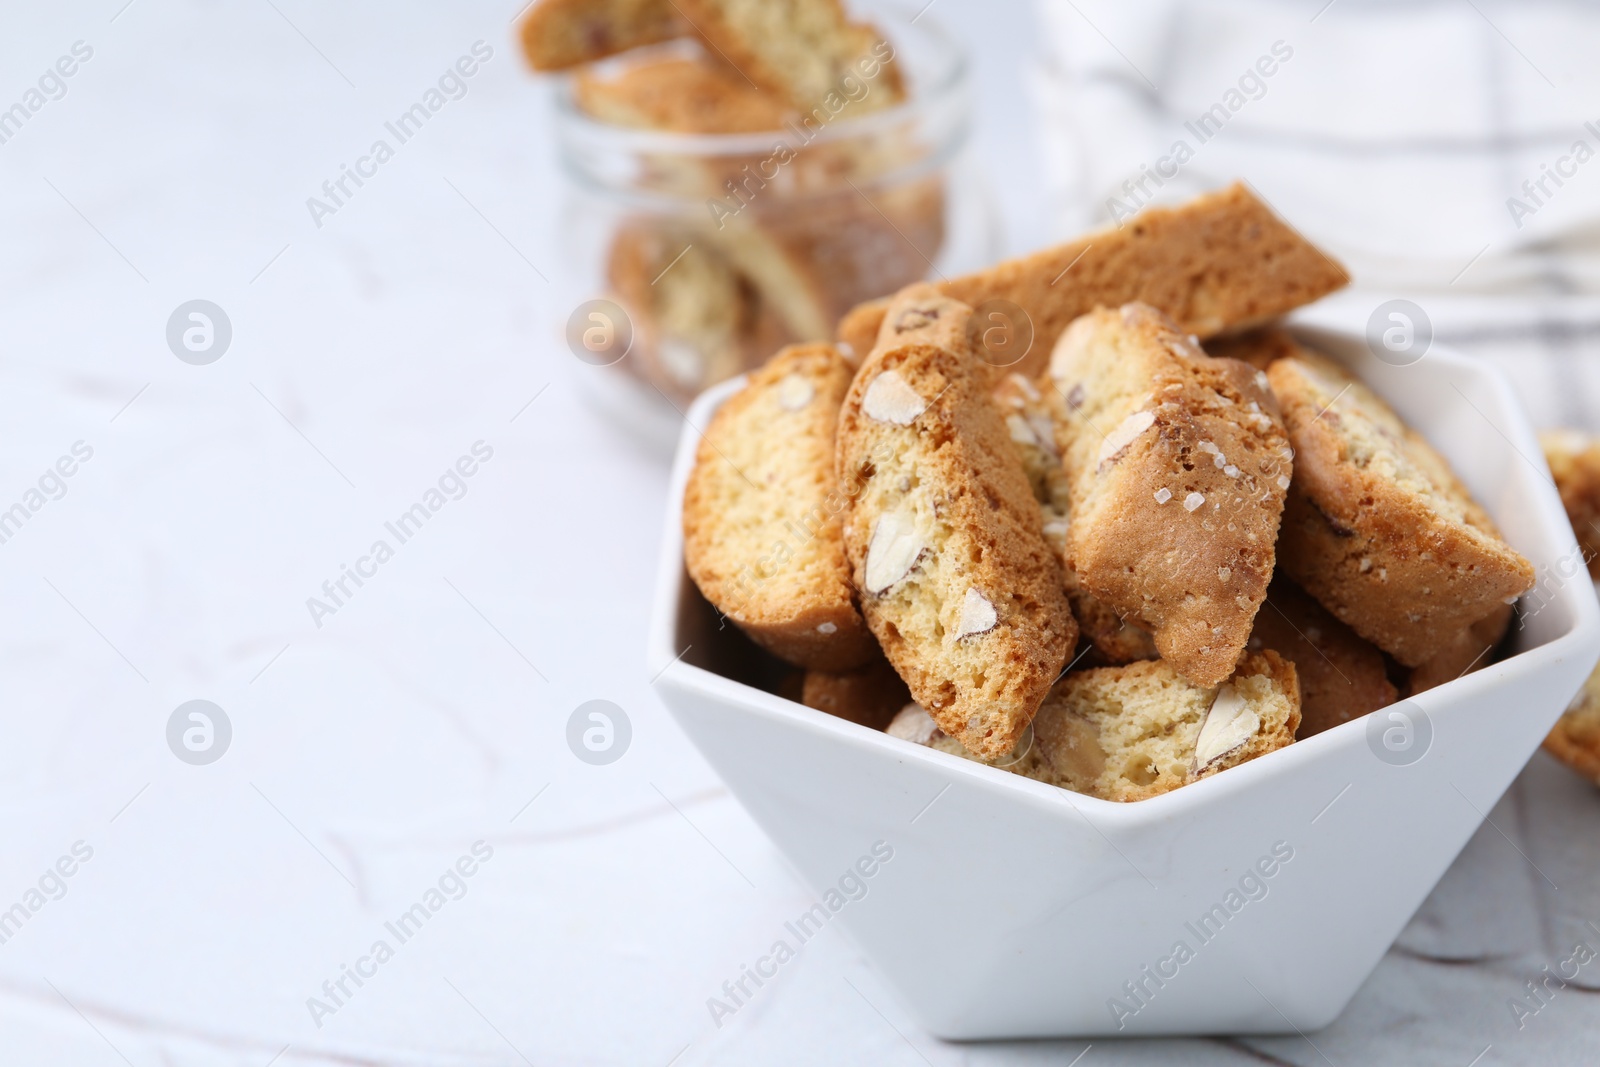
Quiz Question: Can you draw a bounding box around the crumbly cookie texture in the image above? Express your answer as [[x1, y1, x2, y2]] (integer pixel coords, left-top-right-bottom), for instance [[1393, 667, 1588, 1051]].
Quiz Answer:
[[575, 55, 789, 133], [837, 182, 1349, 378], [1247, 576, 1396, 738], [1407, 603, 1512, 696], [887, 651, 1301, 802], [800, 655, 910, 730], [1048, 303, 1291, 688], [837, 286, 1075, 759], [991, 372, 1157, 665], [683, 343, 877, 669], [671, 0, 903, 113], [1269, 345, 1536, 666], [1545, 657, 1600, 786], [1541, 429, 1600, 579], [519, 0, 685, 71]]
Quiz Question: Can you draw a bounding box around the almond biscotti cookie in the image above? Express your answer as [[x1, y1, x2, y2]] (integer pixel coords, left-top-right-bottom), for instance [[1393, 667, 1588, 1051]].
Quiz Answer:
[[837, 287, 1075, 758], [1247, 576, 1395, 738], [1048, 303, 1291, 688], [887, 652, 1301, 802], [672, 0, 903, 113], [801, 655, 909, 730], [1269, 346, 1536, 666], [1406, 603, 1512, 696], [575, 55, 788, 133], [683, 343, 877, 669], [1541, 430, 1600, 578], [519, 0, 685, 71], [1545, 656, 1600, 785], [837, 183, 1349, 374], [1205, 325, 1300, 371], [607, 219, 758, 402], [992, 372, 1157, 665]]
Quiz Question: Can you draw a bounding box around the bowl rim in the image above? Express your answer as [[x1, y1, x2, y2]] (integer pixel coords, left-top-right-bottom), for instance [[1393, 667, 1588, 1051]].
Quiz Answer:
[[647, 323, 1600, 827]]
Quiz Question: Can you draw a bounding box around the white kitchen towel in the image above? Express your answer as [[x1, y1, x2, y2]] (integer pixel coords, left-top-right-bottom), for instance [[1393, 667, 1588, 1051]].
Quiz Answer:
[[1030, 0, 1600, 298]]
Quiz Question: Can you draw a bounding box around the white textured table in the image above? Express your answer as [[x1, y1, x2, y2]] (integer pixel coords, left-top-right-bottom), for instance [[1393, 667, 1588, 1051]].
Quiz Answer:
[[2, 2, 1597, 1064]]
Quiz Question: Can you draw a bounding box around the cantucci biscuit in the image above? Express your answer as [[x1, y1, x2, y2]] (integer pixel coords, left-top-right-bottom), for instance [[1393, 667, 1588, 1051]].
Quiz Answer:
[[1048, 303, 1291, 688], [837, 286, 1075, 758], [838, 183, 1349, 375], [1406, 602, 1512, 696], [519, 0, 685, 72], [991, 372, 1157, 665], [1541, 429, 1600, 578], [683, 343, 877, 669], [1269, 346, 1536, 666], [1545, 657, 1600, 786], [801, 655, 910, 730], [574, 55, 789, 133], [887, 652, 1301, 802], [1247, 576, 1396, 738], [672, 0, 903, 113]]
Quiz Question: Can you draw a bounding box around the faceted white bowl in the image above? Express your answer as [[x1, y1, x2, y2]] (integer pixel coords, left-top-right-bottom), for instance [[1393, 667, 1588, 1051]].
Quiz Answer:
[[646, 326, 1600, 1038]]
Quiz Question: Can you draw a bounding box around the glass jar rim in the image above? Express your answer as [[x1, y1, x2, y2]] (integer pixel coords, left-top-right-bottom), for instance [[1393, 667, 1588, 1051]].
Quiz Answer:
[[550, 2, 968, 160]]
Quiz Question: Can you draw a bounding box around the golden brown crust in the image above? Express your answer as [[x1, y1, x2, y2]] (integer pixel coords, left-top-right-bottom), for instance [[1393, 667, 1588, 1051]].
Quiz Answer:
[[1248, 576, 1397, 738], [1048, 303, 1291, 688], [683, 343, 877, 669], [519, 0, 685, 72], [574, 55, 789, 133], [837, 183, 1350, 375], [1541, 430, 1600, 579], [908, 651, 1302, 802], [1269, 346, 1537, 666], [990, 372, 1158, 666], [801, 656, 910, 730], [672, 0, 904, 113], [1204, 325, 1301, 371], [1406, 602, 1512, 696], [837, 286, 1075, 758], [1545, 659, 1600, 785]]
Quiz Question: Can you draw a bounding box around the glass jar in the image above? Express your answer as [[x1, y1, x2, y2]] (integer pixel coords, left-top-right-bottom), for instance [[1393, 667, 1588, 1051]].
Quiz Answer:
[[552, 4, 996, 447]]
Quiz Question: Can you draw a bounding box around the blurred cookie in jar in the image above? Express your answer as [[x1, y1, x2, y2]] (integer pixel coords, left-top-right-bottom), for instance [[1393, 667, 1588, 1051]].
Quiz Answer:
[[570, 39, 942, 399]]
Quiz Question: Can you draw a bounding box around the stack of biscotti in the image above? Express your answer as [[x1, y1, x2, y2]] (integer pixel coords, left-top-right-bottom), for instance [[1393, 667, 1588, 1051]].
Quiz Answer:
[[522, 0, 940, 402], [683, 182, 1538, 803]]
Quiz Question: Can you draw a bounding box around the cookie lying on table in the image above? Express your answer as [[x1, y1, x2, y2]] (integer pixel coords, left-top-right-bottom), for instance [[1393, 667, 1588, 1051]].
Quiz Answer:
[[837, 285, 1075, 759], [682, 342, 877, 670], [1545, 656, 1600, 786], [888, 651, 1301, 802], [837, 183, 1349, 374], [1269, 344, 1536, 666], [1541, 429, 1600, 578], [1046, 303, 1292, 688]]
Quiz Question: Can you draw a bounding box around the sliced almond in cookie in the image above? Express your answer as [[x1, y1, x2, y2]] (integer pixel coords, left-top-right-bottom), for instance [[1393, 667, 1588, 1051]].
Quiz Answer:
[[887, 652, 1301, 802], [683, 343, 877, 670], [837, 286, 1075, 759]]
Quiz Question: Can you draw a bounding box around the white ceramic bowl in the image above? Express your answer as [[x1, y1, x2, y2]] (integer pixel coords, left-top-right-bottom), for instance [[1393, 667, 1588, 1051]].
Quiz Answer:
[[646, 326, 1600, 1038]]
